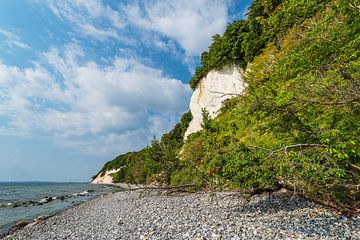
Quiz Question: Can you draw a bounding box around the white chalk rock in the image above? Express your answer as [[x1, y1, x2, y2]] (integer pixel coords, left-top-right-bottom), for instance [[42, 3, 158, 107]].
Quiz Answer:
[[92, 168, 120, 184], [184, 65, 246, 140]]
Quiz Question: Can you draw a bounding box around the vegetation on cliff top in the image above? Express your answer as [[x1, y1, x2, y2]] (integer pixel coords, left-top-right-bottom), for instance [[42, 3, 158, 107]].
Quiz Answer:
[[189, 0, 327, 89], [95, 0, 360, 214]]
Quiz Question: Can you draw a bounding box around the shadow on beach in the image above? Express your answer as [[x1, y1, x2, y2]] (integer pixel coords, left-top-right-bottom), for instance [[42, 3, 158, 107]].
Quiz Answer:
[[231, 191, 358, 239]]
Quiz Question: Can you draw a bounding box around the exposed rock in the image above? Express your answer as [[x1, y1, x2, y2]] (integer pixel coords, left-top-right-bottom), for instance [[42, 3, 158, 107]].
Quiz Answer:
[[33, 216, 47, 222], [38, 197, 53, 204], [91, 168, 120, 184], [12, 221, 30, 231], [77, 191, 89, 196], [184, 65, 246, 140]]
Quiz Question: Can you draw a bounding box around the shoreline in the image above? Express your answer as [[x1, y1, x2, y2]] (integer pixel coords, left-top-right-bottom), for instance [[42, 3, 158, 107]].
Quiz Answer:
[[91, 182, 156, 189], [0, 186, 120, 239], [2, 188, 359, 239]]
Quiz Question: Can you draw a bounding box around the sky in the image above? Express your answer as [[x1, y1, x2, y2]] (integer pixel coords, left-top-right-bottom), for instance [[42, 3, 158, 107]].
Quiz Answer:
[[0, 0, 252, 182]]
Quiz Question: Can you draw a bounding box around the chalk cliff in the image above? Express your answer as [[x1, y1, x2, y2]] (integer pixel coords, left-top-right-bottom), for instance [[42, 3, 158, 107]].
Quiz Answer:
[[92, 168, 120, 184], [184, 65, 246, 140]]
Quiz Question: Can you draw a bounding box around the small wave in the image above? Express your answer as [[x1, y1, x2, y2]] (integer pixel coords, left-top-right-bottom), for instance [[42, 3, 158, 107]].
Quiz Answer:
[[38, 198, 48, 204], [0, 202, 13, 208], [8, 196, 58, 207], [78, 191, 88, 196], [71, 191, 89, 197], [37, 196, 59, 204]]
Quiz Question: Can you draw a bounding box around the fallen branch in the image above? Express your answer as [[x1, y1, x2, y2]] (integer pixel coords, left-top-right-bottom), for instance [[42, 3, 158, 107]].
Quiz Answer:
[[250, 143, 327, 159], [349, 2, 360, 12], [347, 162, 360, 171], [297, 98, 360, 106], [203, 86, 242, 98], [119, 184, 198, 191]]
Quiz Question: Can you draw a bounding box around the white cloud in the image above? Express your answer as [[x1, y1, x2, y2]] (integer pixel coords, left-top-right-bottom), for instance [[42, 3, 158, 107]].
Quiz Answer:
[[40, 0, 230, 58], [0, 28, 30, 50], [78, 23, 119, 40], [41, 0, 125, 40], [0, 28, 17, 39], [0, 45, 191, 155], [123, 0, 229, 56]]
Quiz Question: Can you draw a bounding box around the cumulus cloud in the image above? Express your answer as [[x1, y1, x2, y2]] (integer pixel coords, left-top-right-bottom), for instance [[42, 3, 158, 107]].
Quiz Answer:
[[0, 45, 191, 155], [41, 0, 229, 58], [123, 0, 228, 56], [1, 0, 233, 155]]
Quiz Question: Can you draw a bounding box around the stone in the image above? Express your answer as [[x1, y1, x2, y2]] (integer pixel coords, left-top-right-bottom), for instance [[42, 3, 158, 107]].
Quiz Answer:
[[13, 220, 30, 231], [184, 65, 246, 140], [34, 215, 47, 222], [91, 168, 121, 184], [211, 233, 222, 239], [4, 191, 360, 240]]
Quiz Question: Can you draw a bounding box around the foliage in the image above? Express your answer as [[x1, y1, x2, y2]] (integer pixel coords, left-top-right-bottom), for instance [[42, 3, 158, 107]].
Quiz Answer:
[[94, 112, 193, 185], [95, 0, 360, 213], [170, 167, 205, 189], [201, 108, 212, 131], [189, 20, 249, 89], [189, 0, 333, 90], [184, 0, 360, 213]]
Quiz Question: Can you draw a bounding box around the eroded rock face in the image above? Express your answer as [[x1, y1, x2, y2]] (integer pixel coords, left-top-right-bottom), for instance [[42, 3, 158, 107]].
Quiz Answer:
[[92, 168, 120, 184], [184, 65, 246, 140]]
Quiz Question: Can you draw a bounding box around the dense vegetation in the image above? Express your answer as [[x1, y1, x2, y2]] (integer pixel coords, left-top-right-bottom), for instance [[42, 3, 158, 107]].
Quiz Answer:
[[189, 0, 329, 89], [94, 112, 192, 185], [95, 0, 359, 213]]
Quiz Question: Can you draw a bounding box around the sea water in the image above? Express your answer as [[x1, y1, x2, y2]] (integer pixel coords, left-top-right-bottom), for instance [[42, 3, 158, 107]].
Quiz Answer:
[[0, 182, 118, 236]]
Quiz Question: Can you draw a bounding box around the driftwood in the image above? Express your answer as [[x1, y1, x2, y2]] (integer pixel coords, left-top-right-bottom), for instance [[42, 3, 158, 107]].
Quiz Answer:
[[121, 184, 197, 191], [111, 184, 198, 197], [115, 184, 198, 199]]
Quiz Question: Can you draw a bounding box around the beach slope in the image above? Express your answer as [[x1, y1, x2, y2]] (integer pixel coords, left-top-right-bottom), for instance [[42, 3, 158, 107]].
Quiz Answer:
[[3, 190, 359, 240]]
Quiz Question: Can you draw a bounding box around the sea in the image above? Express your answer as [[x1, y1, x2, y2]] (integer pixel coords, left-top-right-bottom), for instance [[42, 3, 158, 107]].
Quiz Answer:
[[0, 182, 118, 236]]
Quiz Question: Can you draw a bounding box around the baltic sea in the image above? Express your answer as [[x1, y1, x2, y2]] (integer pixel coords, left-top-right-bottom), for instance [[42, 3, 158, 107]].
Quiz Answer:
[[0, 182, 117, 236]]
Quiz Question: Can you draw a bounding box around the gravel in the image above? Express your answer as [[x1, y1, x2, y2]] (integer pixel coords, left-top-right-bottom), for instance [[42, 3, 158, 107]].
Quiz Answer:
[[3, 189, 359, 240]]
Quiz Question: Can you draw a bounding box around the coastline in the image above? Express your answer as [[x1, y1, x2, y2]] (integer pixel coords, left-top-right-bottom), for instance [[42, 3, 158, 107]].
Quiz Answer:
[[3, 188, 359, 239], [0, 184, 120, 239]]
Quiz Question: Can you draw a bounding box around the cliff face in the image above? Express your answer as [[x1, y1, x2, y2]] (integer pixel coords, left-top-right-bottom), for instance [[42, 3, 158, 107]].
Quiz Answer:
[[91, 0, 359, 212], [184, 65, 246, 140], [92, 168, 119, 184]]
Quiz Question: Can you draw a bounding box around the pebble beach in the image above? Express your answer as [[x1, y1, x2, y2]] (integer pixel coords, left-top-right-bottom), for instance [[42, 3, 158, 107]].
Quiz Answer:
[[3, 189, 359, 240]]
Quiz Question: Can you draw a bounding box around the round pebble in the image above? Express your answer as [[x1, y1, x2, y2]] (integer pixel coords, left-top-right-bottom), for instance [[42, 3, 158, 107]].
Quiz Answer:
[[3, 190, 359, 240]]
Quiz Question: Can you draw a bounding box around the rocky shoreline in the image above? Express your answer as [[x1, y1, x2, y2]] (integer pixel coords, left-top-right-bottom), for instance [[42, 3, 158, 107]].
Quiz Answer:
[[3, 189, 96, 210], [0, 185, 116, 238], [2, 189, 359, 240]]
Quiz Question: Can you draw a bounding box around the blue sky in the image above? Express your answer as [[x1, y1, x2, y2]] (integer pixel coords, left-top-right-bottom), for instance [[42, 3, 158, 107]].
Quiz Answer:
[[0, 0, 252, 182]]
